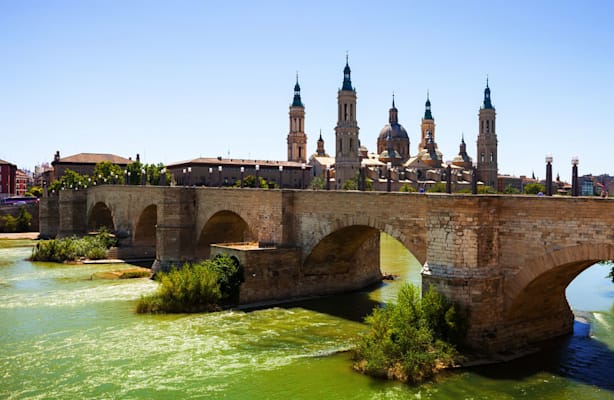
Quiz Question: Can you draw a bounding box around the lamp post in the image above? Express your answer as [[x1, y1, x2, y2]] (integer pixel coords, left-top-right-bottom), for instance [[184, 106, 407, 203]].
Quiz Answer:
[[127, 171, 131, 185], [386, 162, 392, 192], [218, 166, 223, 187], [446, 164, 452, 194], [255, 164, 260, 187], [545, 155, 553, 196], [471, 166, 478, 194], [142, 168, 146, 186], [301, 163, 306, 189], [572, 156, 579, 197], [160, 168, 167, 186], [240, 166, 245, 188], [278, 165, 283, 188], [188, 167, 192, 186]]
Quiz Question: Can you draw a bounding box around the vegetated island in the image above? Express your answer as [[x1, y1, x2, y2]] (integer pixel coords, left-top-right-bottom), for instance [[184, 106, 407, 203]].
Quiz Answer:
[[352, 284, 467, 384], [30, 229, 118, 263]]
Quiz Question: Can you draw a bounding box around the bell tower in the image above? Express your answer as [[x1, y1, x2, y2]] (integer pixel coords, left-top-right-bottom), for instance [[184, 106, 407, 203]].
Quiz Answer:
[[476, 78, 498, 188], [420, 92, 435, 149], [287, 74, 307, 163], [334, 55, 360, 188]]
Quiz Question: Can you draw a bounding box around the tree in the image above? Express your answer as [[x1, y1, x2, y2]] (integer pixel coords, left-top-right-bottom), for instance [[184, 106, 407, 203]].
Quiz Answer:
[[93, 162, 124, 185], [342, 172, 372, 191], [1, 215, 17, 232], [234, 175, 268, 188], [524, 182, 546, 195], [309, 176, 326, 190], [48, 169, 88, 192], [26, 186, 43, 198]]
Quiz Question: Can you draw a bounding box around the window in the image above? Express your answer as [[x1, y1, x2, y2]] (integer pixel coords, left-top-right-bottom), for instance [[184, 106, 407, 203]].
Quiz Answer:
[[481, 153, 485, 163]]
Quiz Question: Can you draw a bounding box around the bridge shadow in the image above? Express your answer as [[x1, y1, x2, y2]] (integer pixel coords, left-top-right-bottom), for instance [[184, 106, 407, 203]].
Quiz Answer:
[[243, 281, 387, 323], [468, 319, 614, 392]]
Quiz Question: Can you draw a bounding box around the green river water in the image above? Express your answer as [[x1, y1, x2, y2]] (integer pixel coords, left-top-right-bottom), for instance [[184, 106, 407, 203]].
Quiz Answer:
[[1, 236, 613, 399]]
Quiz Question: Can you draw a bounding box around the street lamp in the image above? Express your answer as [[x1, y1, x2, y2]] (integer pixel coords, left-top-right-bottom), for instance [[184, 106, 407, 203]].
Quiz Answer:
[[240, 166, 245, 188], [187, 167, 192, 186], [255, 164, 260, 187], [446, 164, 452, 194], [160, 167, 167, 186], [142, 168, 146, 186], [572, 156, 579, 197], [278, 165, 283, 188], [301, 163, 306, 189], [545, 155, 553, 196], [218, 165, 223, 187], [386, 162, 392, 192], [127, 171, 131, 185]]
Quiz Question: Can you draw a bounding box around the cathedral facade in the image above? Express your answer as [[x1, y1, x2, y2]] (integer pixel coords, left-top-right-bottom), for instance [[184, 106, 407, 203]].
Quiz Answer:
[[297, 59, 499, 191]]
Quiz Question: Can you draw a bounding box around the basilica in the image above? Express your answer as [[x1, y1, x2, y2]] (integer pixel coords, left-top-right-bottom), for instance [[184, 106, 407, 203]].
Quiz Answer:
[[290, 58, 499, 191]]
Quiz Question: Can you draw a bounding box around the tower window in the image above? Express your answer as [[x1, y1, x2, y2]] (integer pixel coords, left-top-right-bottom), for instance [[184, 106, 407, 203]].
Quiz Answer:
[[344, 104, 348, 121], [490, 152, 494, 163], [481, 153, 485, 163], [339, 139, 343, 153], [299, 147, 302, 158], [350, 138, 353, 150], [486, 120, 490, 133]]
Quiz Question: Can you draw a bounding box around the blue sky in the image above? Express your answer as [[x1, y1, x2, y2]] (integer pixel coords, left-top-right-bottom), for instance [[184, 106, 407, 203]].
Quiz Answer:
[[1, 1, 613, 182]]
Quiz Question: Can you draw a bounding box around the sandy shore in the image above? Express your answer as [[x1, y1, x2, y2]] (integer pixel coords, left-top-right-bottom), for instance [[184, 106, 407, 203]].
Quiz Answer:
[[0, 232, 40, 240]]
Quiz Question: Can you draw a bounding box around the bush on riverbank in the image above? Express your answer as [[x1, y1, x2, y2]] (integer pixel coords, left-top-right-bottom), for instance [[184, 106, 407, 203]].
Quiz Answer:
[[30, 231, 117, 262], [352, 284, 465, 384], [136, 254, 243, 314]]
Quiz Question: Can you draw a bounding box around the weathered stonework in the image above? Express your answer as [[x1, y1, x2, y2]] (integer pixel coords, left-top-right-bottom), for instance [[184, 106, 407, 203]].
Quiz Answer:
[[41, 187, 614, 352]]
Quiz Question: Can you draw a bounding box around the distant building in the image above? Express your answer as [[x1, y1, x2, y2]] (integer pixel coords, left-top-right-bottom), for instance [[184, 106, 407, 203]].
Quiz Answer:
[[15, 169, 31, 196], [476, 79, 498, 188], [0, 159, 17, 199], [166, 158, 312, 189], [51, 151, 134, 181]]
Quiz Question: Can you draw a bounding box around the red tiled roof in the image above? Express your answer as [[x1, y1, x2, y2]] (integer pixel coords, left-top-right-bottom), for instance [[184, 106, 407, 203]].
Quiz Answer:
[[55, 153, 133, 165], [167, 157, 311, 169]]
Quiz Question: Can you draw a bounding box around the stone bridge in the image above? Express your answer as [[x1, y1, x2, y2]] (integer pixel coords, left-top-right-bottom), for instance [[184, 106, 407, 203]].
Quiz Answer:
[[40, 186, 614, 352]]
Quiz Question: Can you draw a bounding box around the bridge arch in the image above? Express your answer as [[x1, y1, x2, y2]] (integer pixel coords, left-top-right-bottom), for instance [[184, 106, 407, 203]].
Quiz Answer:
[[134, 204, 157, 247], [504, 243, 614, 322], [88, 201, 115, 232], [196, 210, 254, 260]]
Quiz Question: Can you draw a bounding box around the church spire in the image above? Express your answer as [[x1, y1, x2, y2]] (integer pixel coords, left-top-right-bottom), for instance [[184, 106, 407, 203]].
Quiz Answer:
[[292, 73, 304, 107], [342, 53, 353, 91], [424, 91, 433, 120], [482, 76, 493, 109], [389, 93, 398, 124]]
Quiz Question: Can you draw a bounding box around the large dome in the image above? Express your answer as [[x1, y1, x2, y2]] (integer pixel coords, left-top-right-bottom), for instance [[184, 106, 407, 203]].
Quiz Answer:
[[378, 123, 409, 141]]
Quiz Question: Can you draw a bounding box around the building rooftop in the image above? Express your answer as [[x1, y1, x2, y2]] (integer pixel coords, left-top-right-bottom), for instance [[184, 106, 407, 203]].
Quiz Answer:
[[54, 153, 133, 165], [167, 157, 312, 169]]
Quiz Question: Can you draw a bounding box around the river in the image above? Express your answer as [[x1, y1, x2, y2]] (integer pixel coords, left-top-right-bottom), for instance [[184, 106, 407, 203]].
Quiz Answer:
[[1, 235, 613, 399]]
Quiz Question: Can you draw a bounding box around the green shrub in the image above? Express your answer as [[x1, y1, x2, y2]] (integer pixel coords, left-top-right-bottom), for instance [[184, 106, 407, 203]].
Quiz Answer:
[[136, 254, 244, 314], [399, 183, 416, 192], [30, 232, 114, 262], [16, 207, 32, 232], [353, 284, 465, 384], [524, 182, 545, 195]]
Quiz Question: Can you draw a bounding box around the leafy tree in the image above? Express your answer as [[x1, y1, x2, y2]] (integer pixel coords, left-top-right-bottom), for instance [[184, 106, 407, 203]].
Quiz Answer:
[[92, 162, 124, 185], [342, 172, 372, 191], [524, 182, 546, 195], [146, 163, 171, 186], [26, 186, 43, 198], [48, 169, 88, 192], [399, 183, 417, 192], [234, 175, 268, 188], [503, 184, 521, 194], [309, 176, 326, 190]]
